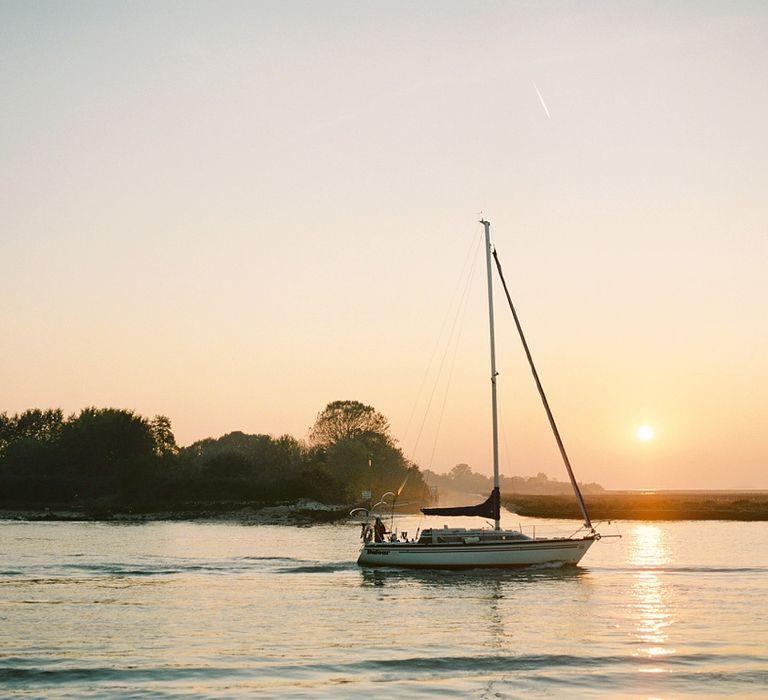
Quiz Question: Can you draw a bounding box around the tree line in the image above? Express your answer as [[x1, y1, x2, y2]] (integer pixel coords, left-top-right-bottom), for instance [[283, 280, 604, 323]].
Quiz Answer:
[[422, 463, 604, 496], [0, 401, 430, 512]]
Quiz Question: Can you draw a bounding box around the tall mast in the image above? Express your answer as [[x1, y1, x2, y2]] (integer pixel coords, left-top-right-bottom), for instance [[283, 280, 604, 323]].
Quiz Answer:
[[481, 219, 501, 531]]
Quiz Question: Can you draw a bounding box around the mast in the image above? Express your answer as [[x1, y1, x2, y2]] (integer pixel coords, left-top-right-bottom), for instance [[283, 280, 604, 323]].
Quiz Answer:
[[481, 219, 501, 531]]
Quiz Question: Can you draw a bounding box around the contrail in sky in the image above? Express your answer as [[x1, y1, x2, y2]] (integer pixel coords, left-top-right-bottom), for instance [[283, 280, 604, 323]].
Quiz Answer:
[[533, 81, 551, 120]]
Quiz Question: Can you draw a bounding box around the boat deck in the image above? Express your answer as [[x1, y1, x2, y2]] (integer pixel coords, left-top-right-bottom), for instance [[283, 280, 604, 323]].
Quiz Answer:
[[417, 527, 531, 545]]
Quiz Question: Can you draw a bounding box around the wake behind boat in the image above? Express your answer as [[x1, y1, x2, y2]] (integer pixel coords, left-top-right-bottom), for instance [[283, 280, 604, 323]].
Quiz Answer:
[[354, 220, 599, 569]]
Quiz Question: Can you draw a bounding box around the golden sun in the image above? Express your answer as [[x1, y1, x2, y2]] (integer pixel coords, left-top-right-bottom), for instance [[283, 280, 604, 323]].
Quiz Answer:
[[636, 425, 655, 441]]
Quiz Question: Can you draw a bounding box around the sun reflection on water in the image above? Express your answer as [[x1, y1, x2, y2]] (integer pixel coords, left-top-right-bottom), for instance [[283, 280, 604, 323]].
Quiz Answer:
[[630, 524, 670, 568], [629, 524, 675, 667]]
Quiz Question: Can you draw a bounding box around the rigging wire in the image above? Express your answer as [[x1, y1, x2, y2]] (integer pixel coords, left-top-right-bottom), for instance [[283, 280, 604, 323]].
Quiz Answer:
[[401, 231, 482, 451], [426, 248, 479, 470], [499, 410, 514, 484], [406, 231, 484, 464]]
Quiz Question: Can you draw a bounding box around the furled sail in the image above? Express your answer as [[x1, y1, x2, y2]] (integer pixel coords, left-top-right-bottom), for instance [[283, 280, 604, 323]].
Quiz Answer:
[[421, 487, 500, 521]]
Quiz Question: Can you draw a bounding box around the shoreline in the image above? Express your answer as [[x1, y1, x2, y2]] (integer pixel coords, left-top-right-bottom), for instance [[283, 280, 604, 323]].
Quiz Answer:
[[2, 491, 768, 523], [0, 501, 352, 526]]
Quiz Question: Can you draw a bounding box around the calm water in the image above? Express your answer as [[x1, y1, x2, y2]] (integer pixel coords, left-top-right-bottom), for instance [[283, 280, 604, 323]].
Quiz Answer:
[[1, 516, 766, 698]]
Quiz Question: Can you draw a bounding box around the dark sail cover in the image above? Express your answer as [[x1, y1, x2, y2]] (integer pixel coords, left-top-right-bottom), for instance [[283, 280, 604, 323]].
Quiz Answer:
[[421, 487, 500, 521]]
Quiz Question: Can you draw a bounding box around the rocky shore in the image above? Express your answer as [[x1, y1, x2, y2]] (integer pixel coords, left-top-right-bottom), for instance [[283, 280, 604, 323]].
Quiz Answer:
[[0, 500, 351, 525]]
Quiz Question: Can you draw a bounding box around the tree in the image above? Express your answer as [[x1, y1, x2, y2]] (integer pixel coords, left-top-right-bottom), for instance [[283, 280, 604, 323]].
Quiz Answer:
[[176, 431, 311, 502], [0, 412, 9, 458], [60, 408, 155, 477], [309, 400, 393, 448], [149, 415, 179, 458], [449, 463, 472, 480], [0, 410, 67, 497], [0, 409, 64, 455], [307, 401, 430, 503]]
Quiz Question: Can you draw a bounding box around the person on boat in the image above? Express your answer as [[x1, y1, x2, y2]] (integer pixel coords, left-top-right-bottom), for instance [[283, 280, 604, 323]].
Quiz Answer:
[[373, 517, 386, 543]]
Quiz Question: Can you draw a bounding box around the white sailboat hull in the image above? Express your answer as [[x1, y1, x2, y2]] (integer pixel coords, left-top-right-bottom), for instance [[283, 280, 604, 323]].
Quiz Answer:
[[357, 535, 596, 570]]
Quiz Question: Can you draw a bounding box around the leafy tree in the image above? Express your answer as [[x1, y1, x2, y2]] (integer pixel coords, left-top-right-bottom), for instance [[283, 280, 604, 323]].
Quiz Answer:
[[149, 415, 178, 458], [0, 409, 64, 456], [0, 412, 9, 458], [322, 437, 372, 499], [177, 431, 310, 502], [309, 400, 393, 448], [60, 408, 155, 480], [308, 401, 429, 504], [0, 407, 161, 504], [203, 451, 252, 479], [0, 410, 68, 502]]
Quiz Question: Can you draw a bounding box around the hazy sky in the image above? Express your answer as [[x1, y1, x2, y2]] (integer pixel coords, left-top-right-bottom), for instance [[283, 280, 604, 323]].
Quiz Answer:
[[2, 1, 766, 489]]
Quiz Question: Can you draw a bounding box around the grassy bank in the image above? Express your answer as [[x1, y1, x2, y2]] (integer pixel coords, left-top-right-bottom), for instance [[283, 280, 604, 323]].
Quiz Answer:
[[503, 491, 768, 521]]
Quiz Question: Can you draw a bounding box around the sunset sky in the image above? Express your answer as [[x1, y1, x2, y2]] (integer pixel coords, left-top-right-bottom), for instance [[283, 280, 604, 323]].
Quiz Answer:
[[2, 2, 766, 489]]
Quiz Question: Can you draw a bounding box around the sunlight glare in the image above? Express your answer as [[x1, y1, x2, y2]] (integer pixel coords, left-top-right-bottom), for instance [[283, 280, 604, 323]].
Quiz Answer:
[[636, 425, 655, 441]]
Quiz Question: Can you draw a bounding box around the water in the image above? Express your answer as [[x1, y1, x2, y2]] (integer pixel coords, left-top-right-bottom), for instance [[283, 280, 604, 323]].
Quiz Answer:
[[1, 516, 766, 698]]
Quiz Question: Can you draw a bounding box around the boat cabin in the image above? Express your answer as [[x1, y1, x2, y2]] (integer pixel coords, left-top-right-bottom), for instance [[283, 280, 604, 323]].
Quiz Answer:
[[417, 528, 531, 545]]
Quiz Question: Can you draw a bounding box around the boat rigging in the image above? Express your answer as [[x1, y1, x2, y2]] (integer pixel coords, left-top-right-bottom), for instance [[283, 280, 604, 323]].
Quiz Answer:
[[353, 219, 598, 569]]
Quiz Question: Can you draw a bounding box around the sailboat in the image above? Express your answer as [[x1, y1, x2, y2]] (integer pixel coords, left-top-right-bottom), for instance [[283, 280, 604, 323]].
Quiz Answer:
[[355, 220, 599, 569]]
